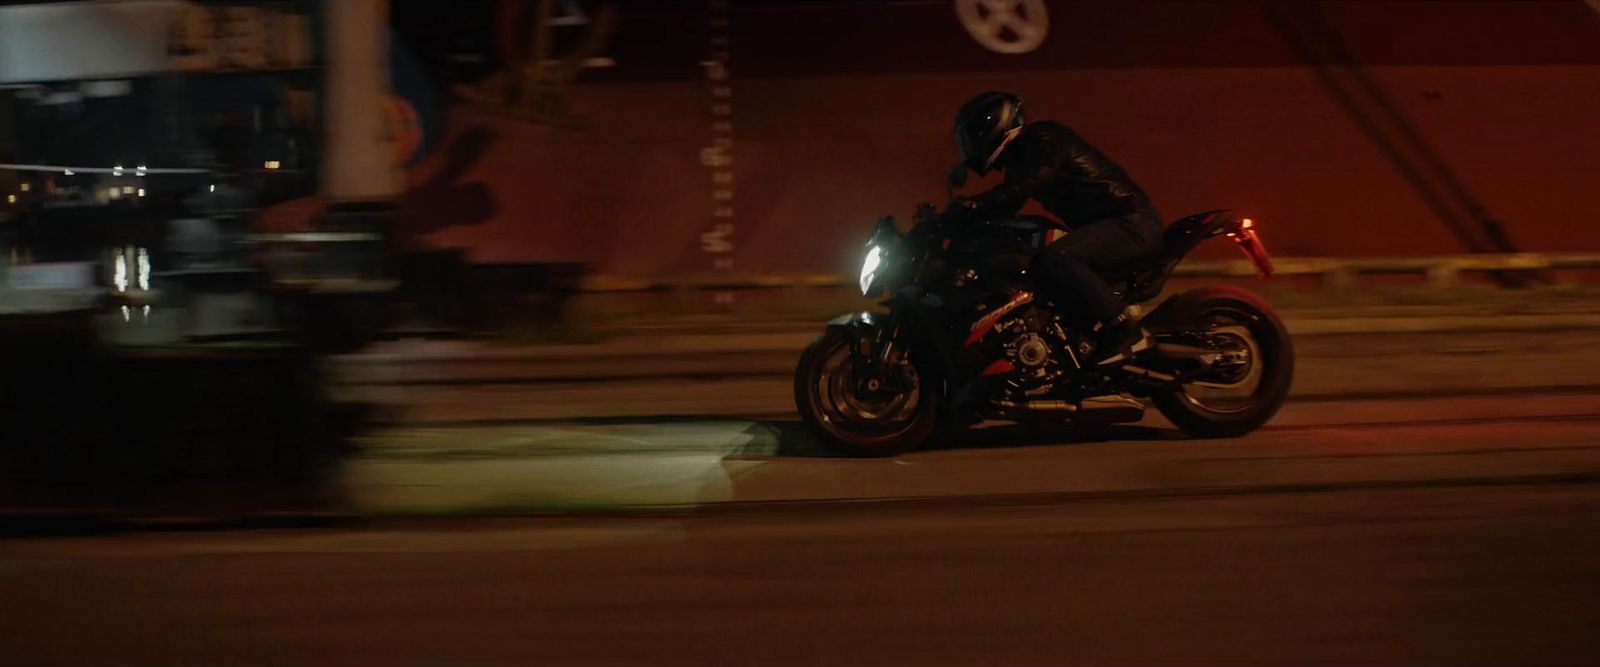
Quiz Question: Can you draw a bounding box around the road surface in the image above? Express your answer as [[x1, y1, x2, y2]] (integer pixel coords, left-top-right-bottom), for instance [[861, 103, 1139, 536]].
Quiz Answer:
[[5, 390, 1600, 665], [344, 390, 1600, 514]]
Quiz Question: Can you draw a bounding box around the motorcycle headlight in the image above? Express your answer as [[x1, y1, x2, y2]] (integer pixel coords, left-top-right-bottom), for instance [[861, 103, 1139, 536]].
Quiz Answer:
[[858, 245, 884, 295]]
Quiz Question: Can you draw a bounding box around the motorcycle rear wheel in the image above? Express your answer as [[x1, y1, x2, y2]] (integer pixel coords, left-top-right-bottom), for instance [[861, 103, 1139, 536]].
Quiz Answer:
[[794, 328, 940, 457], [1147, 287, 1294, 438]]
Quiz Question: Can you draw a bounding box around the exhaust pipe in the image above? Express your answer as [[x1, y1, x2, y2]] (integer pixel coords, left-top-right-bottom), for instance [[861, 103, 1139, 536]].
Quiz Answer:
[[993, 399, 1077, 414], [991, 396, 1146, 424]]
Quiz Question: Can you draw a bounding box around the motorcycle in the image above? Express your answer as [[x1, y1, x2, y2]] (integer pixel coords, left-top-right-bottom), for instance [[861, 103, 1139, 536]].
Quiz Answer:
[[794, 166, 1294, 457]]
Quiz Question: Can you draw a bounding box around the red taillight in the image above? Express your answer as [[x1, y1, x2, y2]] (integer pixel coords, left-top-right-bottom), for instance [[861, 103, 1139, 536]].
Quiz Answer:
[[1231, 226, 1274, 277]]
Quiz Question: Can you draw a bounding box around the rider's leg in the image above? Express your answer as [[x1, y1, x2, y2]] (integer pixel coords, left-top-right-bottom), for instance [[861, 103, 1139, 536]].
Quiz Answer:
[[1034, 250, 1123, 323], [1035, 213, 1163, 364]]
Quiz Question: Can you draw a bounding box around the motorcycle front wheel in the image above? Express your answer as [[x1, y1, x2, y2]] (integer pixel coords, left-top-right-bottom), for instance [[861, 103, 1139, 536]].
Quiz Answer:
[[794, 328, 940, 457]]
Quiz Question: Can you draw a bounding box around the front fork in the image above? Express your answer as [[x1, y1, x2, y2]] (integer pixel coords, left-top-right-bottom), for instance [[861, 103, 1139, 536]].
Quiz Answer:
[[851, 321, 908, 392], [829, 301, 956, 406]]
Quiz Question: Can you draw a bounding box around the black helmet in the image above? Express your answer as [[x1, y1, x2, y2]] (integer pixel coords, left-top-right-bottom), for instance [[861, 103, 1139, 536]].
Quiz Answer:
[[954, 91, 1026, 174]]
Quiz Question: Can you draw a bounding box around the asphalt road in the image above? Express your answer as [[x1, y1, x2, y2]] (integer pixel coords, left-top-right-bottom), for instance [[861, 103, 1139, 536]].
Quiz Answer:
[[3, 481, 1598, 665], [346, 390, 1600, 513], [6, 393, 1600, 665], [6, 327, 1600, 664]]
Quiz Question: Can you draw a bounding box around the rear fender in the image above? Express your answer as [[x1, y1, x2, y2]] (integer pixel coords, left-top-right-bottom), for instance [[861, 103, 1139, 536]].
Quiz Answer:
[[1162, 210, 1274, 277], [1162, 209, 1241, 258]]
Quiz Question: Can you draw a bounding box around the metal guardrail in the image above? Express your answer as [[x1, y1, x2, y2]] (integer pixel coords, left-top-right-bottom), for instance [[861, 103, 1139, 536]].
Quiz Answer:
[[578, 253, 1600, 293]]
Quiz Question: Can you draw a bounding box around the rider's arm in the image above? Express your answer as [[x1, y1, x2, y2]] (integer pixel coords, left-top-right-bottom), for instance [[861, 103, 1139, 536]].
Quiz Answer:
[[967, 142, 1055, 219]]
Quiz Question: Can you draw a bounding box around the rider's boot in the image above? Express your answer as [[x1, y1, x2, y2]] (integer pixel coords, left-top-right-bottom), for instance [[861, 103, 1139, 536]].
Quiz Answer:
[[1089, 306, 1152, 366]]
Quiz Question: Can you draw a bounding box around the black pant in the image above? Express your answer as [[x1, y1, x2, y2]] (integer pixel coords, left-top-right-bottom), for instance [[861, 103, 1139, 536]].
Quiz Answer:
[[1034, 212, 1165, 323]]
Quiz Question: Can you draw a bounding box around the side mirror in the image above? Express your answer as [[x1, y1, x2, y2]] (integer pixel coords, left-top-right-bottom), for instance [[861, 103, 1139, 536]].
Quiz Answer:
[[947, 164, 969, 189]]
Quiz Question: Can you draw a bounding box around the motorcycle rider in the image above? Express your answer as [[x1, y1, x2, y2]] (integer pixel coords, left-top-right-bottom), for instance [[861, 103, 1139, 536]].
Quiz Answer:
[[953, 91, 1163, 365]]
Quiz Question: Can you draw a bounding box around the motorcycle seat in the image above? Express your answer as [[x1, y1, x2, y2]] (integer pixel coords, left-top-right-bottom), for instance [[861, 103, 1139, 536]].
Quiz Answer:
[[1117, 209, 1241, 304]]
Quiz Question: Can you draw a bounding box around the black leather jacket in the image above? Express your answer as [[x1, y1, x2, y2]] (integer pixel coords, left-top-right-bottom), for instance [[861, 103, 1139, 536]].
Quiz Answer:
[[970, 121, 1160, 229]]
